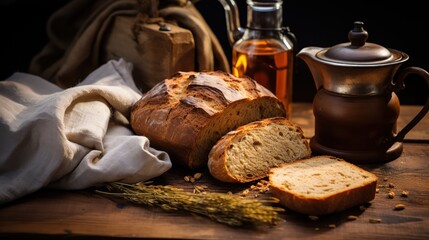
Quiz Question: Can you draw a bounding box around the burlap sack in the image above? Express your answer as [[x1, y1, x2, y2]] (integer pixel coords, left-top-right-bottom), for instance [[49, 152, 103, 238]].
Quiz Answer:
[[29, 0, 229, 92]]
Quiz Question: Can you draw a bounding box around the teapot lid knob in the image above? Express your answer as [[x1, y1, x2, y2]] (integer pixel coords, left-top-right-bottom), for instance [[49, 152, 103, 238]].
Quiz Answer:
[[322, 21, 393, 63], [349, 21, 368, 47]]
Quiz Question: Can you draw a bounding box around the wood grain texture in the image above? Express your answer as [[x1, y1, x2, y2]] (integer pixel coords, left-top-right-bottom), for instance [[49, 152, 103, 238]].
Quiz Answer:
[[1, 103, 428, 239]]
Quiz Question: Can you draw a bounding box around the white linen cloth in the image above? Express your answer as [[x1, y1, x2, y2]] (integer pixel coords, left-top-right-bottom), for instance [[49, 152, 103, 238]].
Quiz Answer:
[[0, 59, 172, 204]]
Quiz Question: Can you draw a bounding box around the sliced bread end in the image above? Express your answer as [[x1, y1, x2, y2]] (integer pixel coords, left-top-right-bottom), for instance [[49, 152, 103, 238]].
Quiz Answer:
[[269, 155, 378, 215]]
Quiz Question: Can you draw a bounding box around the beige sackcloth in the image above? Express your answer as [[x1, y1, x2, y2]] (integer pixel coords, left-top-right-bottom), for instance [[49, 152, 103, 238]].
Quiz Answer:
[[28, 0, 229, 90]]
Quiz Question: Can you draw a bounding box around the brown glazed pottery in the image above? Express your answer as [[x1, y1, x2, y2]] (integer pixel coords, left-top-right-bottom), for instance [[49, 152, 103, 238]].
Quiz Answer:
[[298, 21, 429, 164]]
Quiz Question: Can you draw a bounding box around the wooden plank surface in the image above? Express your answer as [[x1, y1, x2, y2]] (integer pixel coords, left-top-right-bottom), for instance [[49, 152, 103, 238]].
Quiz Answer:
[[1, 103, 428, 239]]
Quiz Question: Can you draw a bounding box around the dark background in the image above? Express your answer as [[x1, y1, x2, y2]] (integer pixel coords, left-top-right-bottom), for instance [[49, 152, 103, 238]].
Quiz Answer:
[[1, 0, 428, 104]]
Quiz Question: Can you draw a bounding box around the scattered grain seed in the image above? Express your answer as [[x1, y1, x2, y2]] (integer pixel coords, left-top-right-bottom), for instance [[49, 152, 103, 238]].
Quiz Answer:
[[394, 204, 405, 211], [401, 191, 409, 197], [388, 191, 395, 199], [369, 218, 382, 223], [184, 176, 191, 182], [241, 189, 250, 196], [190, 177, 196, 183], [315, 228, 320, 231], [328, 224, 336, 228], [347, 215, 358, 221], [383, 177, 388, 181], [193, 172, 203, 180], [388, 182, 395, 188], [194, 185, 207, 192], [308, 215, 319, 221], [376, 188, 380, 193]]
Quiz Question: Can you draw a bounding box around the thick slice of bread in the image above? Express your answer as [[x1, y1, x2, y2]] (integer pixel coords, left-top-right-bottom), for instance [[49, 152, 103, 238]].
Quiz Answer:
[[131, 71, 286, 169], [208, 117, 311, 183], [269, 156, 378, 215]]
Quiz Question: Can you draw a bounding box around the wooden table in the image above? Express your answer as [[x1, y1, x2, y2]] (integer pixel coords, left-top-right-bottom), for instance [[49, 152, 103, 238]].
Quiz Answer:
[[1, 103, 428, 239]]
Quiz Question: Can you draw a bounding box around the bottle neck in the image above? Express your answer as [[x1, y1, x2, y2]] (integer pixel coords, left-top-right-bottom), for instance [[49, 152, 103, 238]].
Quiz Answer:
[[246, 0, 283, 31]]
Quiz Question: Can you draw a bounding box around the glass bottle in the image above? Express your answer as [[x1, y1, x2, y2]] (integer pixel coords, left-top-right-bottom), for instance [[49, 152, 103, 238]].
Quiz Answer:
[[232, 0, 295, 116]]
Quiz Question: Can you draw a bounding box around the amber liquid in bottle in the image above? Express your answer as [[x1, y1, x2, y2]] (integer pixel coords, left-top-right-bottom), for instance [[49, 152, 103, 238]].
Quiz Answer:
[[232, 39, 293, 116]]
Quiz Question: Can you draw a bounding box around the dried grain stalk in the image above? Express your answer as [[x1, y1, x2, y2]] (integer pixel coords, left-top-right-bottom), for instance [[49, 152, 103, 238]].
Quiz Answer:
[[96, 181, 284, 227]]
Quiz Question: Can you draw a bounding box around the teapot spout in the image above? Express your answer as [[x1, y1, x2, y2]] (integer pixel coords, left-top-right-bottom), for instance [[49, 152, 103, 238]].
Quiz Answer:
[[218, 0, 244, 46], [297, 47, 325, 90]]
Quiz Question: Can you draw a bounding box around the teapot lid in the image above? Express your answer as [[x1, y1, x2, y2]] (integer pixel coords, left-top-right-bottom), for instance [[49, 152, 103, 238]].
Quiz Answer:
[[317, 21, 403, 64]]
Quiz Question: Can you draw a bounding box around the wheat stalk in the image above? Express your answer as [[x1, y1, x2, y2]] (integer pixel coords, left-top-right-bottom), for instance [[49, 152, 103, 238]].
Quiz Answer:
[[96, 181, 284, 227]]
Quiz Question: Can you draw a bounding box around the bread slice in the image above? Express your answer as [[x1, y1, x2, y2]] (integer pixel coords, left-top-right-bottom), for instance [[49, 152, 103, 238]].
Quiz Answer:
[[269, 156, 378, 215], [131, 71, 286, 169], [208, 117, 311, 183]]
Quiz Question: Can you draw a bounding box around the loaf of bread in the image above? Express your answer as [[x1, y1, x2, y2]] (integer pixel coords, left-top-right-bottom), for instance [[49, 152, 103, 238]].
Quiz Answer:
[[131, 71, 286, 169], [208, 117, 311, 183], [269, 156, 378, 215]]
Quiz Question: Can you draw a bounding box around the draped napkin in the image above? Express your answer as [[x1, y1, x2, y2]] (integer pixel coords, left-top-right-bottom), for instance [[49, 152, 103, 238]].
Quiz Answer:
[[0, 59, 172, 204]]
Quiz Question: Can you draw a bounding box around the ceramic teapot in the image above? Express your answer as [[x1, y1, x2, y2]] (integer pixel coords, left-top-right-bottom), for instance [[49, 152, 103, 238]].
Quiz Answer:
[[297, 21, 429, 164], [218, 0, 295, 116]]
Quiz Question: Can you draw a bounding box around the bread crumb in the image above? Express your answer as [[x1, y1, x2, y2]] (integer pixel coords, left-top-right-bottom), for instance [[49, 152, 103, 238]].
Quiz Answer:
[[347, 215, 358, 221], [388, 191, 395, 199], [239, 179, 270, 198], [255, 179, 270, 193], [194, 172, 203, 180], [240, 189, 250, 196], [394, 204, 405, 211], [383, 177, 388, 181], [369, 218, 382, 223], [193, 172, 203, 180], [375, 188, 379, 193], [401, 190, 409, 197], [388, 182, 395, 188], [184, 176, 191, 182], [328, 224, 336, 228], [308, 215, 319, 221]]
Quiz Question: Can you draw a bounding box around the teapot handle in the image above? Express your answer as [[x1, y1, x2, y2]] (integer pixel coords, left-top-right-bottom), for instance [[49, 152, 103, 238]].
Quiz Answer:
[[389, 67, 429, 144]]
